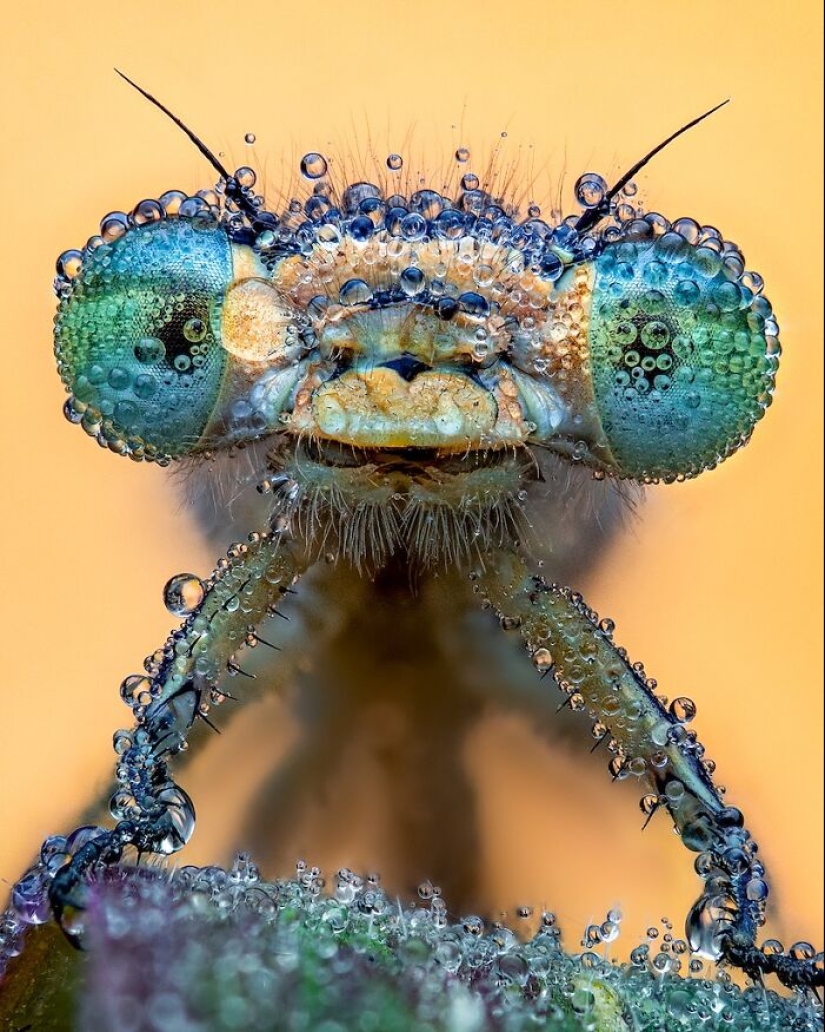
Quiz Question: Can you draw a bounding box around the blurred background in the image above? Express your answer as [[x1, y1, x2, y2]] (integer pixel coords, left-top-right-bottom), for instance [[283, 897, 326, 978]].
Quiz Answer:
[[1, 0, 821, 957]]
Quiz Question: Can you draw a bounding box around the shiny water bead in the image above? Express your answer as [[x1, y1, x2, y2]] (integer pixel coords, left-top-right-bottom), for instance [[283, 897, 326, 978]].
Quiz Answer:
[[587, 237, 778, 480], [11, 869, 51, 925], [235, 166, 257, 189], [54, 218, 232, 459], [144, 785, 196, 854], [386, 153, 403, 171], [300, 152, 328, 180], [339, 278, 373, 305], [669, 696, 697, 723], [56, 248, 83, 282], [132, 198, 165, 225], [163, 573, 206, 616], [574, 173, 608, 209], [100, 210, 130, 243], [399, 266, 426, 297], [244, 132, 256, 145]]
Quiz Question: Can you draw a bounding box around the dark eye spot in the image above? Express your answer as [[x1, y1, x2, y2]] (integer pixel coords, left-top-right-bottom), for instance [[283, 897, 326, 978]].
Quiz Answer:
[[153, 297, 212, 374]]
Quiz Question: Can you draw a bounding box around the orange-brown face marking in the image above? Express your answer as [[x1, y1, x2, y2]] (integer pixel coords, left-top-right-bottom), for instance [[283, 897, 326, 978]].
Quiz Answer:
[[263, 237, 599, 453]]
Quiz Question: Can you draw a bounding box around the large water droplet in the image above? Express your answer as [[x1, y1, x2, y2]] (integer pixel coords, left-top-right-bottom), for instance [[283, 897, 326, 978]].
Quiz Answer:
[[11, 870, 51, 925], [163, 574, 206, 617], [574, 172, 608, 209], [147, 785, 196, 854], [300, 152, 328, 180], [56, 249, 83, 281], [339, 278, 373, 306]]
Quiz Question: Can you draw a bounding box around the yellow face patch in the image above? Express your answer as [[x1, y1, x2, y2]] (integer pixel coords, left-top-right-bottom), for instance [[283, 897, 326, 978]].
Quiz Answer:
[[294, 367, 502, 449]]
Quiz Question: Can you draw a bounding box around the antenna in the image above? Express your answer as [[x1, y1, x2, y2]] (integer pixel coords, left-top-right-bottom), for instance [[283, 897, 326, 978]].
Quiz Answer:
[[574, 99, 731, 235], [115, 70, 278, 235]]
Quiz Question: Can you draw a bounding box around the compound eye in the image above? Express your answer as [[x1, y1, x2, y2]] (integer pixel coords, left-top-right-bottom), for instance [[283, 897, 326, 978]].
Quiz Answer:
[[587, 235, 779, 481], [55, 218, 233, 460]]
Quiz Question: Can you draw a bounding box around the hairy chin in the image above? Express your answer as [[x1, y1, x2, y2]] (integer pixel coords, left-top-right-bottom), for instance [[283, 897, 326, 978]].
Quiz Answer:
[[174, 435, 640, 576]]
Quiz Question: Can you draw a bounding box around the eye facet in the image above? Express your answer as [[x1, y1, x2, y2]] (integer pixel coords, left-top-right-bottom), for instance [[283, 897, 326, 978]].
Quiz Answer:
[[55, 218, 233, 460], [585, 235, 779, 481]]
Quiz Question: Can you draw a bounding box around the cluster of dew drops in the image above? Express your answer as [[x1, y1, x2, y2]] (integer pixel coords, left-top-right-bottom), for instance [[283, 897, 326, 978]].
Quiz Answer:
[[54, 128, 659, 298]]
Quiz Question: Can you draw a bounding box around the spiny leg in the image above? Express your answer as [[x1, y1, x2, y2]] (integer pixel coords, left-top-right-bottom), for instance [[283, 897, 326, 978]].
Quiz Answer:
[[475, 550, 823, 992], [8, 530, 307, 945]]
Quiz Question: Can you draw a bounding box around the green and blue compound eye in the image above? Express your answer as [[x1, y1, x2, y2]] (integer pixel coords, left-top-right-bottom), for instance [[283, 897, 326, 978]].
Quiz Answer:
[[584, 233, 779, 482], [55, 218, 235, 461]]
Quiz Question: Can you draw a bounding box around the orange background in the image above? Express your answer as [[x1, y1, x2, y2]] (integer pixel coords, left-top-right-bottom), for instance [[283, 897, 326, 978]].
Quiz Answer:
[[1, 0, 822, 955]]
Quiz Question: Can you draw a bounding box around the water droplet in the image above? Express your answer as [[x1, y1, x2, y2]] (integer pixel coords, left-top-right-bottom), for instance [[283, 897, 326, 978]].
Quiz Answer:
[[120, 673, 153, 706], [100, 211, 130, 243], [56, 248, 83, 281], [669, 697, 697, 723], [458, 291, 489, 317], [574, 172, 608, 209], [339, 278, 373, 306], [245, 132, 256, 145], [387, 153, 403, 171], [183, 317, 207, 343], [455, 147, 470, 163], [147, 785, 196, 854], [532, 648, 554, 672], [12, 870, 51, 925], [348, 215, 374, 243], [163, 574, 206, 617], [400, 267, 426, 297], [235, 166, 257, 188], [300, 152, 328, 180], [132, 199, 164, 225]]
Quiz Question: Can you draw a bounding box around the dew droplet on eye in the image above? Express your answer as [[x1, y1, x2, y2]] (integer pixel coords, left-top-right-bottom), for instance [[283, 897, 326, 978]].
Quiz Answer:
[[131, 198, 164, 225], [183, 317, 208, 343], [56, 248, 83, 281], [163, 573, 206, 616], [386, 153, 403, 171], [244, 132, 256, 145], [300, 152, 328, 180], [455, 146, 470, 163], [461, 172, 479, 191], [99, 211, 130, 243]]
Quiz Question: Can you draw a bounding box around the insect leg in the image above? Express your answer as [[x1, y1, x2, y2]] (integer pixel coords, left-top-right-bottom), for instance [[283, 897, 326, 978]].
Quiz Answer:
[[34, 530, 308, 944], [475, 550, 823, 991]]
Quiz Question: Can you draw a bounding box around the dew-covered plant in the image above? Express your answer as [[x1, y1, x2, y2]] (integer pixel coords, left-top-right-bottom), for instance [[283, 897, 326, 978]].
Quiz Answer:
[[4, 859, 823, 1030], [1, 76, 822, 1029]]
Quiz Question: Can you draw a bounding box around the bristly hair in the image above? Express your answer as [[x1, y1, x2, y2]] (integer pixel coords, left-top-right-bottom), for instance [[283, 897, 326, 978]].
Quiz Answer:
[[175, 435, 639, 580], [116, 69, 729, 257], [263, 440, 535, 572]]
